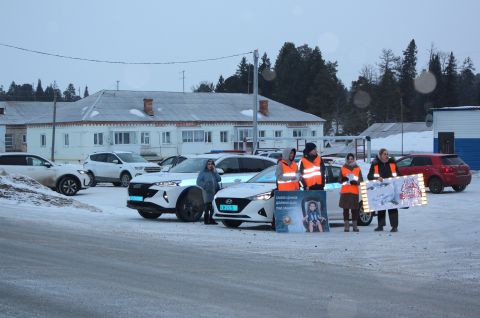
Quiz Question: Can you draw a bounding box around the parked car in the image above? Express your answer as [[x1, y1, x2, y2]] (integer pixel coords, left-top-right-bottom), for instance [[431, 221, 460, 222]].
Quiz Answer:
[[212, 164, 374, 228], [83, 151, 161, 187], [126, 154, 277, 221], [158, 155, 188, 172], [396, 153, 472, 194], [0, 152, 89, 196]]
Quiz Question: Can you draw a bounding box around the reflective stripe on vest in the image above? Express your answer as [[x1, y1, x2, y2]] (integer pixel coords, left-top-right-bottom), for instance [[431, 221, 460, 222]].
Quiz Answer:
[[373, 162, 397, 178], [300, 156, 322, 187], [277, 160, 299, 191], [340, 166, 360, 195]]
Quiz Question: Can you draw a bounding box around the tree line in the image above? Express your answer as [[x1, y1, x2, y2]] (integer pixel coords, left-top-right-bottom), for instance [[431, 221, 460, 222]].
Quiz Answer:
[[194, 40, 480, 135], [0, 80, 89, 102]]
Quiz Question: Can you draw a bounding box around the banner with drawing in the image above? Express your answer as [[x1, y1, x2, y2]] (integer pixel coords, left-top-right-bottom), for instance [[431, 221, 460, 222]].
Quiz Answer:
[[274, 190, 329, 233], [360, 174, 428, 212]]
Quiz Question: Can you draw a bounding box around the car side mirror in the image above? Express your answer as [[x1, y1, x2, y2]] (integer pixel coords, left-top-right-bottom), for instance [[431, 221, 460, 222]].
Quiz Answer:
[[112, 159, 119, 164], [216, 168, 224, 175], [44, 162, 53, 168], [161, 165, 171, 172]]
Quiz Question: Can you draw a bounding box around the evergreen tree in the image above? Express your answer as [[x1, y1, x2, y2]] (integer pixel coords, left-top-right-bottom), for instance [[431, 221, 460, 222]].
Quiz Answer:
[[0, 85, 5, 101], [372, 49, 401, 122], [258, 52, 274, 98], [223, 74, 242, 93], [6, 81, 18, 100], [235, 57, 252, 93], [343, 76, 377, 134], [427, 53, 445, 108], [192, 81, 214, 92], [63, 83, 77, 102], [444, 52, 458, 106], [35, 79, 45, 101], [274, 42, 305, 110], [84, 86, 89, 98], [458, 58, 477, 105], [399, 40, 419, 120], [215, 75, 226, 93]]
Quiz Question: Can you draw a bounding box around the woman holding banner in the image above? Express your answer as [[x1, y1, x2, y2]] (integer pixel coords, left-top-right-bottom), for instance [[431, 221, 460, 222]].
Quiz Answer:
[[367, 148, 401, 232], [339, 153, 363, 232]]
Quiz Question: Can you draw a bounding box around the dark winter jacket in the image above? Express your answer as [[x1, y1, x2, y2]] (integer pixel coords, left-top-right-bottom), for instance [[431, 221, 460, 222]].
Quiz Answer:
[[196, 166, 221, 202], [367, 156, 401, 180]]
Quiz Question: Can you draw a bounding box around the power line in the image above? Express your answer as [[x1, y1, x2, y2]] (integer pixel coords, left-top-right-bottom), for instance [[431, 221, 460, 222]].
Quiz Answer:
[[0, 42, 253, 65]]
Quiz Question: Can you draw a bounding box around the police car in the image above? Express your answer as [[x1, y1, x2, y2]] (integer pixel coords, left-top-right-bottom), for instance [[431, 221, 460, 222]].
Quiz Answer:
[[212, 164, 374, 228], [127, 154, 276, 221]]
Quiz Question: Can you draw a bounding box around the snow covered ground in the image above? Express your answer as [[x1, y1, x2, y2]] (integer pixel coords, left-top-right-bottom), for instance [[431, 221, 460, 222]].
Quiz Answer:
[[1, 171, 479, 287]]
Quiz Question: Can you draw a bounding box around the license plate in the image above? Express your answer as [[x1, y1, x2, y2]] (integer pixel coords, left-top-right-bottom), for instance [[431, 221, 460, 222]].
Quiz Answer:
[[219, 204, 238, 212], [129, 196, 143, 202], [457, 170, 465, 174]]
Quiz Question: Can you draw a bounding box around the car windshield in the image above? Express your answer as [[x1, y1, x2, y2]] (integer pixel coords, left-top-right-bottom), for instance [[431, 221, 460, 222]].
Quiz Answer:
[[440, 155, 465, 165], [169, 158, 210, 173], [247, 166, 276, 183], [116, 153, 148, 163]]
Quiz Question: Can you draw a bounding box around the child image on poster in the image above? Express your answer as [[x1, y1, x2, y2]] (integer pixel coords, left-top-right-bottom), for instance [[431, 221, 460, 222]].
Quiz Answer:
[[302, 198, 329, 233]]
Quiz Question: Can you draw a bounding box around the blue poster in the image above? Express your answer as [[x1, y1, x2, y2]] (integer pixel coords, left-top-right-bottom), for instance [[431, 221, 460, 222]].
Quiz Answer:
[[274, 190, 329, 233]]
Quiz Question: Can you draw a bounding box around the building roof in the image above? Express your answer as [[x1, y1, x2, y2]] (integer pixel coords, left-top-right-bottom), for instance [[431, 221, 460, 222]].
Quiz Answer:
[[359, 122, 431, 139], [432, 106, 480, 112], [0, 90, 325, 125]]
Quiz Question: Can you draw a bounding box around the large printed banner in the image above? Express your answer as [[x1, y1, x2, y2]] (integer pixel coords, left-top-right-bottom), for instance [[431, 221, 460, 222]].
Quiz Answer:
[[274, 190, 329, 233], [360, 174, 428, 213]]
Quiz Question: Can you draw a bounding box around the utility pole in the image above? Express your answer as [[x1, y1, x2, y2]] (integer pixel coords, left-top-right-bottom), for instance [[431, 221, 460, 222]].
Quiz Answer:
[[181, 70, 185, 93], [116, 80, 120, 91], [252, 50, 259, 154], [51, 81, 57, 162], [400, 95, 404, 156]]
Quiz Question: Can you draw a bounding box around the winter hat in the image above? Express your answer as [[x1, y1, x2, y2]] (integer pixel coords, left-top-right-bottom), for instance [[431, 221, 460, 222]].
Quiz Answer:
[[304, 142, 317, 154]]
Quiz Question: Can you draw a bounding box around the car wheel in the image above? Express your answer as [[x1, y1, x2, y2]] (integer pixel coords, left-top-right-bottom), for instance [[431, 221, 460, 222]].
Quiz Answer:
[[357, 202, 373, 226], [452, 185, 467, 192], [87, 172, 96, 187], [428, 177, 444, 194], [271, 215, 276, 231], [58, 176, 80, 196], [222, 220, 243, 228], [176, 188, 205, 222], [120, 172, 132, 187], [112, 182, 121, 187], [137, 209, 162, 219]]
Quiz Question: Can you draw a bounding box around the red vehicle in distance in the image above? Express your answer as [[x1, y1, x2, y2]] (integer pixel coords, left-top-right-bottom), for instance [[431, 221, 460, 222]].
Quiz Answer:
[[396, 153, 472, 194]]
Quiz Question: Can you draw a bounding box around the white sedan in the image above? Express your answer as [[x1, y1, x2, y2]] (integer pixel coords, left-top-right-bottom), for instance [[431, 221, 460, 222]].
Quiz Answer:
[[212, 164, 374, 228]]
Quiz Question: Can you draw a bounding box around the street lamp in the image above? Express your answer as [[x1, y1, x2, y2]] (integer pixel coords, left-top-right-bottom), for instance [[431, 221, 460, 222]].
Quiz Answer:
[[400, 95, 404, 156]]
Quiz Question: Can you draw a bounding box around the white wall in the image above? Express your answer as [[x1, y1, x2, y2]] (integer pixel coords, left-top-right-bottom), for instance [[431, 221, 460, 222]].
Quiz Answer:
[[433, 110, 480, 138], [27, 122, 324, 163]]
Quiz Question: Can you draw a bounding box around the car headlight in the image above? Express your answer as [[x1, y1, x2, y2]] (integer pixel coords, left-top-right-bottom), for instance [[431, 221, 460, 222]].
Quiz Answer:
[[134, 166, 144, 170], [247, 192, 272, 201], [154, 180, 181, 187], [77, 170, 87, 174]]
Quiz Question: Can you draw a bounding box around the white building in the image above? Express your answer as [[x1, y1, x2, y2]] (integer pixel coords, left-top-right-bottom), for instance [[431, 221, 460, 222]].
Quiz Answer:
[[1, 90, 325, 163]]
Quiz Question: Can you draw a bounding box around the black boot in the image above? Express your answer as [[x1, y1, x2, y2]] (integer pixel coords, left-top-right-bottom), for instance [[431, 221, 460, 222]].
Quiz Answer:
[[374, 226, 383, 231], [204, 211, 209, 225], [209, 211, 217, 225]]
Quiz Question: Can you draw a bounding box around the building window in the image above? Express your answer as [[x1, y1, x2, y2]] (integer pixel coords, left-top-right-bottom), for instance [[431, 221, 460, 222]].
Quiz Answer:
[[22, 135, 27, 144], [0, 108, 4, 115], [237, 127, 252, 142], [162, 132, 171, 144], [274, 130, 282, 138], [114, 132, 134, 145], [40, 134, 46, 147], [204, 131, 212, 143], [220, 131, 228, 143], [94, 133, 103, 145], [64, 134, 69, 147], [258, 130, 266, 138], [182, 130, 204, 143], [5, 134, 13, 151], [311, 131, 316, 137], [292, 128, 308, 138], [141, 132, 150, 145]]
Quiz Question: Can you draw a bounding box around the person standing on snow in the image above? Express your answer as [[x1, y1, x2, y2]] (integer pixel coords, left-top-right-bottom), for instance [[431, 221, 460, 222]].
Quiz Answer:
[[298, 143, 325, 191], [275, 147, 300, 191], [196, 159, 221, 225], [339, 153, 363, 232], [367, 148, 401, 232]]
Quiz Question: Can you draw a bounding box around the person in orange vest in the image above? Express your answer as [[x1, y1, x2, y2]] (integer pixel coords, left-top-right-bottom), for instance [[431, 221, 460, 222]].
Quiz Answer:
[[339, 153, 363, 232], [275, 147, 300, 191], [299, 143, 325, 191], [367, 148, 401, 232]]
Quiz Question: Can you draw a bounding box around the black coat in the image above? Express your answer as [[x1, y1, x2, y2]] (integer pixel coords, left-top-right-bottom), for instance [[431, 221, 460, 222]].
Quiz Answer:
[[367, 156, 401, 180]]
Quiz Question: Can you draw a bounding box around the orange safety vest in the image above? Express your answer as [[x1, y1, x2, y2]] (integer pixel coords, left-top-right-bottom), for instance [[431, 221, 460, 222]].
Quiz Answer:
[[373, 162, 397, 178], [340, 166, 361, 195], [300, 156, 323, 187], [277, 160, 299, 191]]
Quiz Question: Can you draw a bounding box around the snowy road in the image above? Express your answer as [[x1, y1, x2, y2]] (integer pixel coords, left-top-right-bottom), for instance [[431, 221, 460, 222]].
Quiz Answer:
[[1, 175, 479, 317]]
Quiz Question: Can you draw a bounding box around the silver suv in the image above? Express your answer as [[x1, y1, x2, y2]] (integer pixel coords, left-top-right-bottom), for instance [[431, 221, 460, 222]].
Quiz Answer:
[[0, 152, 90, 196], [83, 151, 161, 187]]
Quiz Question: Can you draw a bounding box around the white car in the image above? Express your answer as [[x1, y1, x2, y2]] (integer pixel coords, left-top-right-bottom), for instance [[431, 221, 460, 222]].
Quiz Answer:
[[83, 151, 161, 187], [212, 164, 374, 228], [0, 152, 90, 196], [126, 154, 277, 221]]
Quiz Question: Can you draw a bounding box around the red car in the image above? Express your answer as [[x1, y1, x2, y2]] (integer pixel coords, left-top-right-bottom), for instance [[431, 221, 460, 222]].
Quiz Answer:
[[396, 154, 472, 194]]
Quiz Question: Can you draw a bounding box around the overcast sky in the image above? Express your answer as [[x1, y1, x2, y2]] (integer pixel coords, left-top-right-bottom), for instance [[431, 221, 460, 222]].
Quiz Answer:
[[1, 0, 479, 96]]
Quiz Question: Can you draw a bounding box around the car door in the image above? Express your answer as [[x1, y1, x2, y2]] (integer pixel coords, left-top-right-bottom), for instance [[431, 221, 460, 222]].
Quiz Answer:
[[0, 155, 27, 176], [396, 156, 414, 176], [408, 156, 433, 181], [325, 165, 342, 220], [215, 157, 243, 187], [104, 153, 123, 179], [25, 155, 57, 187]]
